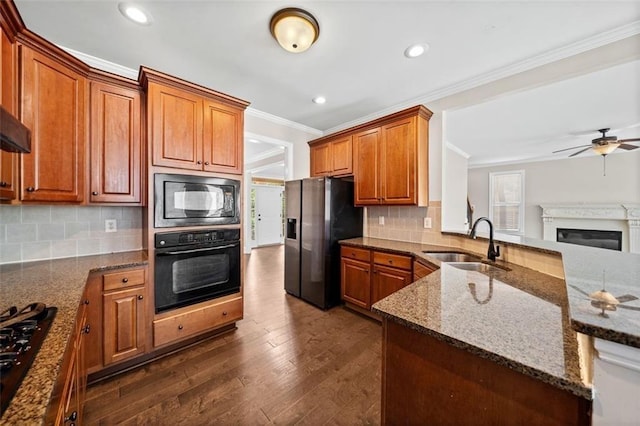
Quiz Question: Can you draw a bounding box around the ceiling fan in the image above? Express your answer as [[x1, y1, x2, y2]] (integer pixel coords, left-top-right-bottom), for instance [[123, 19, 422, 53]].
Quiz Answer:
[[553, 128, 640, 158]]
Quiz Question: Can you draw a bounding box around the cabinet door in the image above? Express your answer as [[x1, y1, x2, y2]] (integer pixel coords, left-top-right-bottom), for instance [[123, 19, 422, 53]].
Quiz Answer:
[[0, 27, 18, 201], [413, 260, 435, 281], [148, 82, 203, 170], [310, 142, 332, 177], [331, 136, 353, 176], [381, 117, 416, 204], [203, 100, 243, 174], [341, 257, 371, 309], [90, 81, 141, 203], [103, 287, 146, 366], [20, 46, 86, 202], [372, 264, 413, 305], [354, 127, 381, 205]]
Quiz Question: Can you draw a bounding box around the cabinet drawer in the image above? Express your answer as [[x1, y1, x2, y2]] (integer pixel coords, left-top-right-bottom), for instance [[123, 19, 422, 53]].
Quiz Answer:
[[341, 246, 371, 262], [373, 251, 412, 270], [103, 268, 146, 291], [153, 297, 243, 347]]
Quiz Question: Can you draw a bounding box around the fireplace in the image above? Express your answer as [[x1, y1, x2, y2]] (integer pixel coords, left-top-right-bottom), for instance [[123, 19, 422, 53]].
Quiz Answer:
[[540, 204, 640, 253], [556, 228, 622, 251]]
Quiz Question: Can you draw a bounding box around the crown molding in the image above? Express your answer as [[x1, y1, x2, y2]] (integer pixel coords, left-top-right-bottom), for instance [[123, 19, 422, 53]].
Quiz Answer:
[[245, 108, 323, 136], [445, 142, 470, 159], [60, 46, 139, 80], [324, 21, 640, 135]]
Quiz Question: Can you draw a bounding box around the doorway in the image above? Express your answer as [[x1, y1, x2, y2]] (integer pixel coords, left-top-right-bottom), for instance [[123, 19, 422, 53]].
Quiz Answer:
[[254, 185, 284, 247]]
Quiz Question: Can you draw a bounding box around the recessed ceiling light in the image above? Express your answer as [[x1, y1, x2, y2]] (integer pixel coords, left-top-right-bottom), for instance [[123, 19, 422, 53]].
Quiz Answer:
[[118, 3, 152, 25], [312, 96, 326, 104], [404, 43, 429, 58]]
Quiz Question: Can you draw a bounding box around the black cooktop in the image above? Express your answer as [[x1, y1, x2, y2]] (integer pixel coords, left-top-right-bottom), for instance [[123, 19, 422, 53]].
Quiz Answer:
[[0, 303, 57, 416]]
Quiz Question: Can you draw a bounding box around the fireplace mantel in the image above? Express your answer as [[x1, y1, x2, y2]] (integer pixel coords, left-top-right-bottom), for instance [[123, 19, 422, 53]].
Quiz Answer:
[[540, 203, 640, 253]]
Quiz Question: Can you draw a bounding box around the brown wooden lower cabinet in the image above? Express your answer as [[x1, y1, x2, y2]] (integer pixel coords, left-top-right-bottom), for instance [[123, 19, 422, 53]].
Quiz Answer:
[[153, 296, 243, 347], [413, 259, 436, 281], [381, 319, 591, 425], [46, 294, 89, 425]]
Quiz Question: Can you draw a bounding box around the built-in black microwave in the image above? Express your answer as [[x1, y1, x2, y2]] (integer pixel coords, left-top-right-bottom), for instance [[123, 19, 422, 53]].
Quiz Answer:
[[154, 173, 240, 228]]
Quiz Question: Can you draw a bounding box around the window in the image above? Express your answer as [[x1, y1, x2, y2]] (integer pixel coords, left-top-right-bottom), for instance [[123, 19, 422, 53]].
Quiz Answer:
[[489, 170, 524, 234]]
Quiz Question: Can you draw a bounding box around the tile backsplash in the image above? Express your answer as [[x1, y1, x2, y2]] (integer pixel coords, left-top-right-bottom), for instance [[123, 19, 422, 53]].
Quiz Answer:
[[365, 202, 447, 245], [0, 205, 143, 264]]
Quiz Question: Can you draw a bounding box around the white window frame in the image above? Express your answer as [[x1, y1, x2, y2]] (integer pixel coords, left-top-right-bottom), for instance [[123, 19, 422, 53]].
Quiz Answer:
[[489, 170, 525, 235]]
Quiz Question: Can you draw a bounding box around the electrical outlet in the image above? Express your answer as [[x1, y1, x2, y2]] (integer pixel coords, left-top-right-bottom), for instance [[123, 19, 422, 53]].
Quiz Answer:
[[105, 219, 117, 233], [379, 216, 385, 226], [423, 217, 432, 229]]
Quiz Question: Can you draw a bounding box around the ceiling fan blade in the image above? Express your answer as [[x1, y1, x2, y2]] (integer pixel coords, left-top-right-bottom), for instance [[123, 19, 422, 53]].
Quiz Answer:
[[569, 147, 592, 157], [617, 138, 640, 143], [552, 144, 591, 154], [617, 143, 639, 151]]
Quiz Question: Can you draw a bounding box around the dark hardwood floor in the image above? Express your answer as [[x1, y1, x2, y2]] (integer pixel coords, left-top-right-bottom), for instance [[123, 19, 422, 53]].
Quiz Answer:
[[84, 245, 382, 425]]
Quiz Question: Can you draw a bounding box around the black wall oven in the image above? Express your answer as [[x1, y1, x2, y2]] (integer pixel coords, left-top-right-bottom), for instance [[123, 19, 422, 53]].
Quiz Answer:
[[154, 228, 241, 313], [154, 173, 240, 228]]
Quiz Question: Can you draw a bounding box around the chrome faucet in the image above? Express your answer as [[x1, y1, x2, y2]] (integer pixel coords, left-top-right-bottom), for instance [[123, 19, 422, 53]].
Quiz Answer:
[[469, 217, 500, 262]]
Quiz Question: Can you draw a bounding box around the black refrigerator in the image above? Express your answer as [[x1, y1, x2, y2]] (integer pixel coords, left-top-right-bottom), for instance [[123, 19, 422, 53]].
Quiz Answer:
[[284, 177, 363, 309]]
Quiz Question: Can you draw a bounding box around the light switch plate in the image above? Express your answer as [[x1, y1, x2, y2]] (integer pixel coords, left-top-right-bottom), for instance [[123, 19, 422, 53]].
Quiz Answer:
[[105, 219, 117, 233], [379, 216, 385, 225]]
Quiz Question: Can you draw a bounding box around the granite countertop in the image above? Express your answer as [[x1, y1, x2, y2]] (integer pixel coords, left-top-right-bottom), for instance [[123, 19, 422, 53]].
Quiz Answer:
[[442, 231, 640, 348], [0, 251, 148, 425], [341, 237, 591, 399]]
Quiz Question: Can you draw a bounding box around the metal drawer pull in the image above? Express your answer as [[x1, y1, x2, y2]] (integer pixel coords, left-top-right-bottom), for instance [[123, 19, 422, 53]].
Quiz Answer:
[[122, 278, 129, 283], [138, 295, 143, 300], [178, 325, 183, 330]]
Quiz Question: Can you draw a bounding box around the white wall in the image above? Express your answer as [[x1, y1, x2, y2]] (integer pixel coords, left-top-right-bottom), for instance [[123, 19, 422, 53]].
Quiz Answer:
[[442, 143, 469, 232], [467, 151, 640, 239], [245, 111, 320, 180]]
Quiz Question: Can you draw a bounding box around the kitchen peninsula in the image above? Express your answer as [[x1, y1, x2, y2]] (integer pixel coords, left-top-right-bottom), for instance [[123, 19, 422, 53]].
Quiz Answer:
[[342, 234, 640, 425]]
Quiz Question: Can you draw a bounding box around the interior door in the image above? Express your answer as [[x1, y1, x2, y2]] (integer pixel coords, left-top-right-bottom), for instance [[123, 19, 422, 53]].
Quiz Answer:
[[255, 185, 283, 246]]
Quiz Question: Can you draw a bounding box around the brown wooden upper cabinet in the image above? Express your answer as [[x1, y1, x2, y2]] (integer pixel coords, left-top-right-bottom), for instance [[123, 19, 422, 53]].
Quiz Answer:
[[20, 44, 86, 202], [0, 24, 18, 201], [308, 105, 431, 206], [89, 76, 142, 204], [354, 109, 430, 206], [142, 68, 248, 175], [310, 135, 353, 177]]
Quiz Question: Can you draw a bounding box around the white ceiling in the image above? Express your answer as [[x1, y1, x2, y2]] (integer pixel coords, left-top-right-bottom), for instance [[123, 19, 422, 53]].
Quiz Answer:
[[11, 1, 640, 173]]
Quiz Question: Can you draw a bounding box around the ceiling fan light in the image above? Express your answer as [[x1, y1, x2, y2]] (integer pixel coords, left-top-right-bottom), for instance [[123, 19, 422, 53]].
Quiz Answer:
[[270, 8, 319, 53], [592, 143, 619, 155]]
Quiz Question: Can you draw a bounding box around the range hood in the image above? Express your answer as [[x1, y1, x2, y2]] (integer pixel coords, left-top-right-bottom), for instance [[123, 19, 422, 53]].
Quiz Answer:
[[0, 105, 31, 153]]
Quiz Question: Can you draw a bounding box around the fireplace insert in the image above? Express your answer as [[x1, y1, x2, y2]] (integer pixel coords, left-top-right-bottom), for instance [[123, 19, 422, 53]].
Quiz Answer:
[[556, 228, 622, 251]]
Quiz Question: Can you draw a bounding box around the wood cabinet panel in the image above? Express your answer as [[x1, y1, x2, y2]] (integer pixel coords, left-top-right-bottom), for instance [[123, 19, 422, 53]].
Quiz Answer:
[[372, 263, 413, 304], [310, 142, 332, 176], [0, 27, 18, 201], [331, 136, 352, 175], [20, 45, 86, 202], [354, 128, 381, 204], [341, 257, 371, 309], [149, 82, 202, 170], [89, 81, 141, 203], [373, 251, 412, 271], [203, 100, 243, 174], [413, 260, 436, 281], [381, 117, 415, 204], [103, 287, 146, 366], [154, 297, 243, 347]]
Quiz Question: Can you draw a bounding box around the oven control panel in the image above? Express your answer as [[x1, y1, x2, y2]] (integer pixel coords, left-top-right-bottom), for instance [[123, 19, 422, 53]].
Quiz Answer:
[[155, 228, 240, 249]]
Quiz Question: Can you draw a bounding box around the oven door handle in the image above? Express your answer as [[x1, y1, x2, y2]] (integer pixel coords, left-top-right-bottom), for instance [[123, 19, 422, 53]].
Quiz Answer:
[[157, 244, 238, 256]]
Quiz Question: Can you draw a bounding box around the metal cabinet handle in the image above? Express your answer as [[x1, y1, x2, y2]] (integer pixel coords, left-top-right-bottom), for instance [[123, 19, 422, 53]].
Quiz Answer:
[[92, 191, 98, 196], [204, 161, 210, 165], [196, 160, 202, 165], [0, 181, 8, 187], [26, 187, 35, 192], [137, 295, 143, 300], [388, 260, 393, 264], [122, 278, 128, 283], [84, 299, 89, 305], [64, 411, 78, 422], [222, 311, 228, 316], [83, 324, 90, 334], [178, 325, 183, 330]]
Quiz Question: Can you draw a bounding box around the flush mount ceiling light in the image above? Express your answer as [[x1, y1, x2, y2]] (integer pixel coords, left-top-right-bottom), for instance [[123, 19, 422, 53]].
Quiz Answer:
[[270, 8, 320, 53], [118, 3, 152, 25], [404, 43, 429, 58], [312, 96, 326, 104]]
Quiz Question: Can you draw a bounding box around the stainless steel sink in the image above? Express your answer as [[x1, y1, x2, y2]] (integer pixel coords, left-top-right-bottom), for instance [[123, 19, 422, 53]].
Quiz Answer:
[[423, 252, 481, 263], [446, 262, 506, 273]]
